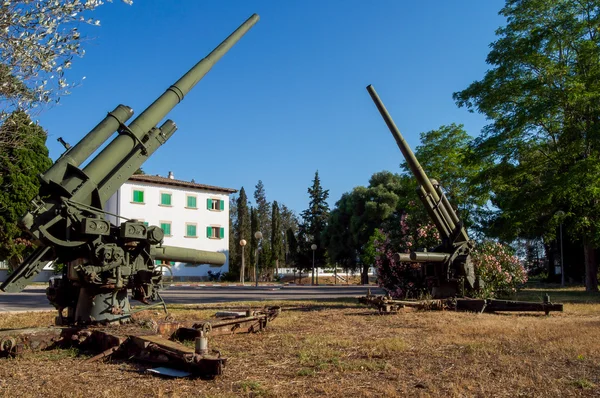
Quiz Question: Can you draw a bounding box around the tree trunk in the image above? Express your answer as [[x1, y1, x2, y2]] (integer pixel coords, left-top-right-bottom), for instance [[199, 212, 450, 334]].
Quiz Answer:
[[544, 242, 554, 281], [361, 264, 369, 285], [583, 242, 598, 292]]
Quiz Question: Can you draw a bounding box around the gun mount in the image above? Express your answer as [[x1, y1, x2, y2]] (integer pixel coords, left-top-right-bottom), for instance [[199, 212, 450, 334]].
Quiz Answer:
[[366, 84, 477, 298], [1, 14, 260, 325]]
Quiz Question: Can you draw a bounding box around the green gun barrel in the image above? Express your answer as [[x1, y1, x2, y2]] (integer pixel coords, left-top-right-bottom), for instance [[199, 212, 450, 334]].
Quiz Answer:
[[366, 84, 468, 243], [41, 105, 134, 186], [151, 246, 226, 266], [394, 252, 450, 263], [83, 13, 260, 203]]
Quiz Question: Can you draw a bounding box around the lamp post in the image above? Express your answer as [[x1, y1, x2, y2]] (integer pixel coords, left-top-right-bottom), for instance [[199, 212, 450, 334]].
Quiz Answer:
[[254, 231, 262, 287], [239, 239, 247, 285], [311, 243, 317, 285], [555, 210, 565, 287]]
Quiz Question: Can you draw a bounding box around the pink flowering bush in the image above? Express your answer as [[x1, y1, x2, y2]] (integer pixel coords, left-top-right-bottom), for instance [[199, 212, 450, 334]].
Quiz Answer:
[[373, 213, 528, 299], [374, 230, 427, 298], [374, 213, 442, 298], [471, 241, 528, 298]]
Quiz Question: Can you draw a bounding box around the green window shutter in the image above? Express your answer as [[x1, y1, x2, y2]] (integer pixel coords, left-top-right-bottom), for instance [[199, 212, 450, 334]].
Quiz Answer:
[[220, 200, 224, 211], [170, 261, 175, 265], [161, 193, 171, 205], [187, 196, 196, 208], [187, 224, 196, 237], [155, 260, 161, 265], [143, 222, 149, 226], [161, 223, 171, 235], [206, 226, 212, 238], [220, 227, 225, 239], [133, 190, 144, 203], [207, 198, 212, 210]]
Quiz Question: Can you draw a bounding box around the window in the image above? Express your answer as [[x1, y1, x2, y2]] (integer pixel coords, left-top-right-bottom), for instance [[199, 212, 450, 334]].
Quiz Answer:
[[160, 192, 172, 206], [207, 198, 224, 211], [160, 222, 172, 236], [186, 195, 197, 209], [156, 260, 176, 266], [132, 190, 144, 203], [186, 223, 197, 238], [206, 226, 225, 239]]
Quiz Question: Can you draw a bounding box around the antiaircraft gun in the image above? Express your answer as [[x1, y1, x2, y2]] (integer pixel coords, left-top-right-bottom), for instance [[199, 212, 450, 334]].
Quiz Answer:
[[1, 14, 260, 326], [366, 84, 477, 298], [363, 85, 562, 315]]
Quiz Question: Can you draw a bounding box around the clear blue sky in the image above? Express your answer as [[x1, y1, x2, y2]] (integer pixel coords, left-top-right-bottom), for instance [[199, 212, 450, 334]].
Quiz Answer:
[[37, 0, 506, 216]]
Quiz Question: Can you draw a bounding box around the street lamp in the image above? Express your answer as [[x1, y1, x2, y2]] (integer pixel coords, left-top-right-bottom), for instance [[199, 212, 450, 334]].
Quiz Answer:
[[555, 210, 565, 287], [254, 231, 263, 287], [311, 243, 317, 285], [239, 239, 247, 285]]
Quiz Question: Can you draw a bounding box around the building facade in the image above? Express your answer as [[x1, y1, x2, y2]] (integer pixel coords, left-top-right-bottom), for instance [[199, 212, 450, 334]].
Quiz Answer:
[[105, 172, 236, 279]]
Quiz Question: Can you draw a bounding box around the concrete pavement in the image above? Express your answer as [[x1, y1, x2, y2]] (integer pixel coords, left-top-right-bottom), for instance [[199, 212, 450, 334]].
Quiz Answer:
[[0, 285, 385, 313]]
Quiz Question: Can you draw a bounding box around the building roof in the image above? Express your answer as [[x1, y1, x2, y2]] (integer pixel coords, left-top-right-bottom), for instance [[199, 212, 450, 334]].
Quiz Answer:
[[128, 174, 237, 194]]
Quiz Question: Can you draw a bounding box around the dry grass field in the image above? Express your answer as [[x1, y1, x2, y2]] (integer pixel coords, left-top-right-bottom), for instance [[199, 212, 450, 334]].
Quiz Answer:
[[0, 287, 598, 398]]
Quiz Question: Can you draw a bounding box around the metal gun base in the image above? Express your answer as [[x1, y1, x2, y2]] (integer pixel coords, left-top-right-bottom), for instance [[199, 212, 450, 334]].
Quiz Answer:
[[359, 293, 563, 315]]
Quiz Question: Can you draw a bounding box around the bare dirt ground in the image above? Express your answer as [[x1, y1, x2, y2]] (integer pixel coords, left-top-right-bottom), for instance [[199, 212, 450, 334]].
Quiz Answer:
[[0, 287, 598, 398]]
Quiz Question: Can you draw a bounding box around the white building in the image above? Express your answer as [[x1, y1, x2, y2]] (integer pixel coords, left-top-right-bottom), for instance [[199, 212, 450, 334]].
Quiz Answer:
[[105, 172, 236, 280]]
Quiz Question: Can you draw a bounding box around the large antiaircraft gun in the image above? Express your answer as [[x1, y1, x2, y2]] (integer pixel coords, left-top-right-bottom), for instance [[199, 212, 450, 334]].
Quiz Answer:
[[366, 84, 478, 298], [0, 14, 260, 324]]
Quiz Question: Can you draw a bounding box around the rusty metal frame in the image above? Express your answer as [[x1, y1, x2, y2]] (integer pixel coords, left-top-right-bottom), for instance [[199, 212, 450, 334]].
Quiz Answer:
[[0, 306, 281, 379], [359, 293, 563, 315]]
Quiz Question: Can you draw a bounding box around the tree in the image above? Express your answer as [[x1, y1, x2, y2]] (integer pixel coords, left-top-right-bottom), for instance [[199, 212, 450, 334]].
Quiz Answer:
[[0, 111, 52, 269], [279, 204, 298, 266], [234, 187, 251, 280], [228, 193, 238, 277], [0, 0, 132, 158], [249, 207, 259, 282], [323, 171, 413, 283], [253, 180, 270, 239], [299, 171, 330, 273], [454, 0, 600, 291], [270, 201, 282, 276]]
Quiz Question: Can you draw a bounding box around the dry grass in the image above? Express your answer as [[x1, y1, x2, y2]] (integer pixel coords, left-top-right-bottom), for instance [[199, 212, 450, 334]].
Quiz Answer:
[[0, 293, 599, 397]]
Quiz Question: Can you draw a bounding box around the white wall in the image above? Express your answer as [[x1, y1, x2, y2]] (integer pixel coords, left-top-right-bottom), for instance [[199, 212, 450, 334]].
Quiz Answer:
[[106, 181, 231, 277]]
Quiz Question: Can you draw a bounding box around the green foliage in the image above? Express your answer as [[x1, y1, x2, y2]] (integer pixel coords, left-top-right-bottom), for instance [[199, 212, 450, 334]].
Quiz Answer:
[[286, 227, 298, 267], [324, 171, 414, 271], [250, 207, 258, 259], [271, 201, 282, 267], [453, 0, 600, 290], [0, 111, 52, 267], [234, 186, 251, 278], [299, 171, 330, 268], [254, 180, 270, 235], [360, 228, 386, 268]]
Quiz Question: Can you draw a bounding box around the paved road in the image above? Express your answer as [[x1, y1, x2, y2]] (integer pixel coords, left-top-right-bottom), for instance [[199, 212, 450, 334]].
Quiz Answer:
[[0, 285, 384, 313]]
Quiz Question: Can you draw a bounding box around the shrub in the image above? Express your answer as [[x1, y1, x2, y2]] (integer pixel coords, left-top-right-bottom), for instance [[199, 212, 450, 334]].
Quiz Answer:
[[471, 241, 528, 298]]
